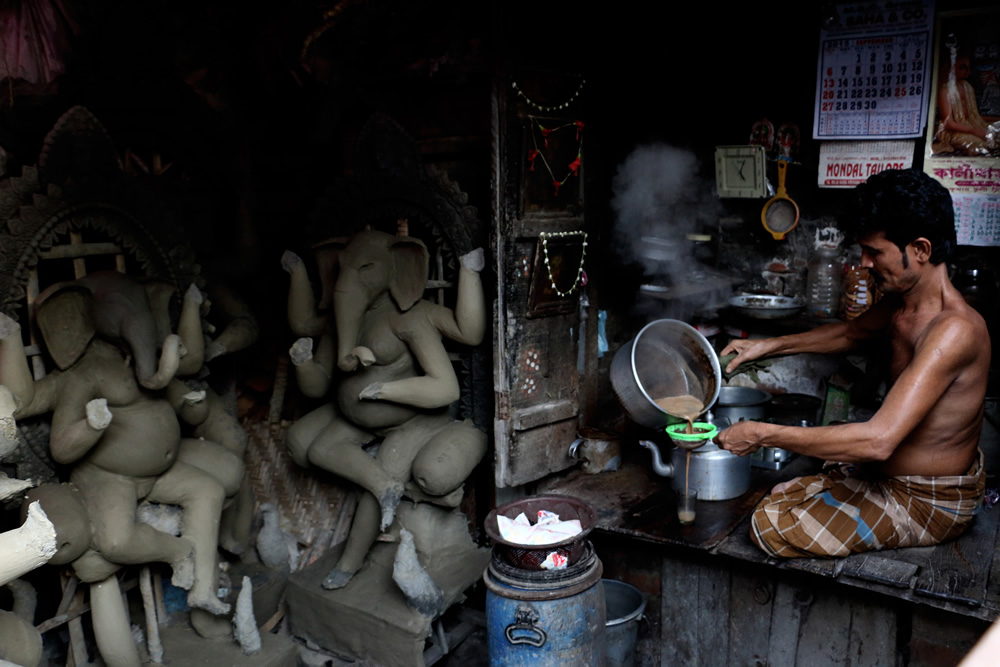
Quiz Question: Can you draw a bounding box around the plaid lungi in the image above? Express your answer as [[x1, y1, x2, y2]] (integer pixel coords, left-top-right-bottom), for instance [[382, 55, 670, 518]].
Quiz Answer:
[[751, 450, 986, 558]]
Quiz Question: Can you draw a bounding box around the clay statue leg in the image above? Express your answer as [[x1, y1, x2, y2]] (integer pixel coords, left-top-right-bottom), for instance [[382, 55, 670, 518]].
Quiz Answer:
[[305, 417, 403, 532], [322, 414, 451, 590], [71, 464, 196, 591], [322, 491, 380, 590], [177, 437, 248, 555], [408, 419, 487, 505], [285, 403, 336, 467], [89, 575, 142, 667], [147, 461, 229, 615]]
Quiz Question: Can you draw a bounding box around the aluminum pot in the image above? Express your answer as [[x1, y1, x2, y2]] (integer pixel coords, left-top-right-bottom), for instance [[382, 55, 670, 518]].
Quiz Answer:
[[610, 319, 721, 429], [712, 386, 771, 423]]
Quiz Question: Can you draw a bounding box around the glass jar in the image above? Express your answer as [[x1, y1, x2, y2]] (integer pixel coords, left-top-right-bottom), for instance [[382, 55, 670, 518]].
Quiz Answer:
[[806, 246, 843, 319]]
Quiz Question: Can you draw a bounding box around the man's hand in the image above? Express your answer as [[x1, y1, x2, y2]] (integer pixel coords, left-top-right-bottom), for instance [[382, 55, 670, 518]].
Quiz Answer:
[[719, 338, 772, 374], [714, 420, 771, 457]]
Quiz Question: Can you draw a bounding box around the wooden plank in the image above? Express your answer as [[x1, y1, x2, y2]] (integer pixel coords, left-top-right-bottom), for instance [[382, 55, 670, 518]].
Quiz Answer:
[[847, 595, 897, 667], [38, 242, 123, 260], [696, 564, 730, 662], [765, 580, 805, 667], [69, 231, 86, 278], [795, 588, 853, 666], [511, 399, 577, 431], [660, 554, 731, 666], [784, 556, 843, 578], [914, 505, 1000, 606], [842, 553, 919, 588], [727, 570, 775, 666], [660, 556, 698, 667]]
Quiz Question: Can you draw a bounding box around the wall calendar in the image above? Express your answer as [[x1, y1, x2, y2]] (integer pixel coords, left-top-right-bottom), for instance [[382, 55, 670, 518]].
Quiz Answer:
[[814, 1, 935, 140]]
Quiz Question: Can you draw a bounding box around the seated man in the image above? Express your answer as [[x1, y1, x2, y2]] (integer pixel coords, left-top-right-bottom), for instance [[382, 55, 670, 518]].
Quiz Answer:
[[716, 168, 989, 558]]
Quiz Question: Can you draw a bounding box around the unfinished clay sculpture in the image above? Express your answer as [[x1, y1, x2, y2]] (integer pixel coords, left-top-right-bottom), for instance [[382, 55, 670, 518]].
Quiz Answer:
[[0, 297, 230, 617], [283, 228, 487, 604]]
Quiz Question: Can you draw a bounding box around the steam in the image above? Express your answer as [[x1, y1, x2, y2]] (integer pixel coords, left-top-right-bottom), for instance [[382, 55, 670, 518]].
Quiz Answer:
[[610, 144, 727, 320]]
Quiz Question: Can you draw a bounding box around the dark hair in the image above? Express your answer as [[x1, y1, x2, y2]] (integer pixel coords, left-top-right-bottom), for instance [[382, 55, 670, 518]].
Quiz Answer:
[[846, 168, 956, 264]]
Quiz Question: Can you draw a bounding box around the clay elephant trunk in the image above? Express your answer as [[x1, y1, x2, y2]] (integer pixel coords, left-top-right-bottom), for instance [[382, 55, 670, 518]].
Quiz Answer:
[[333, 284, 377, 372]]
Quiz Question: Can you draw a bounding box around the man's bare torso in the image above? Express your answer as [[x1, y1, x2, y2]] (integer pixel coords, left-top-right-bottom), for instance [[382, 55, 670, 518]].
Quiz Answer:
[[878, 286, 989, 477]]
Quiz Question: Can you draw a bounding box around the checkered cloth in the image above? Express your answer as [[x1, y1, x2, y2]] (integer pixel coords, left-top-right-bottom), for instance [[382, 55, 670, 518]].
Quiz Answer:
[[751, 451, 986, 558]]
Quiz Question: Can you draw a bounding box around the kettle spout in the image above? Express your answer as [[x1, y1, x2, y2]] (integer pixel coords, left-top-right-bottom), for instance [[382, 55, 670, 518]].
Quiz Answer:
[[638, 440, 674, 478]]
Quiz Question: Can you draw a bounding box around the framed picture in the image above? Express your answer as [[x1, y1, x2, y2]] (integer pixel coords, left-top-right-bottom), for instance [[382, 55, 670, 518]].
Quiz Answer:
[[526, 232, 587, 318], [923, 8, 1000, 246]]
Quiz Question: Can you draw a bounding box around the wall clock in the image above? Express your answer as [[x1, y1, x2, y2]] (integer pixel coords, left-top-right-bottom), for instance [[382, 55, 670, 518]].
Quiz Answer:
[[715, 145, 767, 199]]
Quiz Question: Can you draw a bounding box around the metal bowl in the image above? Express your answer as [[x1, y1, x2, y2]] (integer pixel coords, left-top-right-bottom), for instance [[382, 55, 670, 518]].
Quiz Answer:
[[728, 294, 804, 319]]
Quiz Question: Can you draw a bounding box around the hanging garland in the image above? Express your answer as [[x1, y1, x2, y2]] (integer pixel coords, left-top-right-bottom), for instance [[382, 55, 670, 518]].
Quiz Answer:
[[539, 230, 588, 297], [527, 117, 584, 196], [511, 78, 586, 112]]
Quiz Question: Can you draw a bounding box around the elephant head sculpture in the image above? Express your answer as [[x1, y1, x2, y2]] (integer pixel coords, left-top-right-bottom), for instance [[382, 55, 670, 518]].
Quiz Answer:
[[34, 271, 205, 390], [294, 229, 431, 373]]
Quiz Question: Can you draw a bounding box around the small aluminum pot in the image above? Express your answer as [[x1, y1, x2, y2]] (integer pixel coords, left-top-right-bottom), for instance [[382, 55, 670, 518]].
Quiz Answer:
[[712, 386, 771, 423]]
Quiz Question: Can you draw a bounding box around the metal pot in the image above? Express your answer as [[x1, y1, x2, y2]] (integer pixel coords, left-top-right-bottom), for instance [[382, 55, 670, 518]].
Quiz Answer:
[[638, 439, 751, 501], [712, 386, 771, 423], [610, 319, 721, 429]]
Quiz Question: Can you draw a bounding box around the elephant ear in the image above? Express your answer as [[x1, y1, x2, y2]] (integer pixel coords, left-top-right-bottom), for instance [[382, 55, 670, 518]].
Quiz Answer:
[[312, 237, 349, 311], [389, 237, 430, 312], [35, 285, 96, 370]]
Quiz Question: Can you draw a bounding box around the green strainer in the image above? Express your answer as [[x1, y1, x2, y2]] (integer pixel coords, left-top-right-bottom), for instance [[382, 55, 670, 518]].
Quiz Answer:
[[665, 422, 718, 450]]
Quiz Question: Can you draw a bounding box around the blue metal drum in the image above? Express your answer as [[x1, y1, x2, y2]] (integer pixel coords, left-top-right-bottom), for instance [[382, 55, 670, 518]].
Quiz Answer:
[[484, 545, 606, 666]]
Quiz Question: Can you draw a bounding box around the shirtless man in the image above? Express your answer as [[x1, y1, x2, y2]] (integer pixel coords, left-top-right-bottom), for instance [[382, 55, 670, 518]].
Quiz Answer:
[[716, 168, 990, 558]]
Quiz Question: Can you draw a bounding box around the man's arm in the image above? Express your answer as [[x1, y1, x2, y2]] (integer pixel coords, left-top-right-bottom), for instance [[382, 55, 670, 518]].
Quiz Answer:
[[721, 295, 894, 373], [717, 313, 975, 462]]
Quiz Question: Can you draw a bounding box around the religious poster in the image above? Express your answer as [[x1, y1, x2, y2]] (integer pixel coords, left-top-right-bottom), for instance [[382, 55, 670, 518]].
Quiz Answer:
[[923, 8, 1000, 246], [817, 140, 915, 188], [814, 1, 935, 140]]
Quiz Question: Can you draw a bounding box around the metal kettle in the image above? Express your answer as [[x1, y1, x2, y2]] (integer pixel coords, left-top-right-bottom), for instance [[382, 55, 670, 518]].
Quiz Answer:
[[638, 439, 751, 501]]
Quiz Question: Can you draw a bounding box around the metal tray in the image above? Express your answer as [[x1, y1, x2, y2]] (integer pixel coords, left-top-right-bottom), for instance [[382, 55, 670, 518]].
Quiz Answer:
[[728, 294, 804, 319]]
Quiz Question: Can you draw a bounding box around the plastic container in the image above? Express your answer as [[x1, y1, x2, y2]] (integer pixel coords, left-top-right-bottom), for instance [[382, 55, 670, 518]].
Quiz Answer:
[[485, 546, 606, 665], [839, 264, 878, 320], [806, 246, 843, 319]]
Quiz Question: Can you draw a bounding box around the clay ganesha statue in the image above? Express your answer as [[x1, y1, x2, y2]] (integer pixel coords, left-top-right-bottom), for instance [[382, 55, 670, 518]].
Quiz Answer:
[[282, 227, 487, 598], [0, 280, 233, 617]]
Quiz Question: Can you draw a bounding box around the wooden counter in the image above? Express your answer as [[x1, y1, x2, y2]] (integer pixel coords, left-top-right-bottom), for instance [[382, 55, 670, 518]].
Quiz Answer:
[[535, 448, 999, 665]]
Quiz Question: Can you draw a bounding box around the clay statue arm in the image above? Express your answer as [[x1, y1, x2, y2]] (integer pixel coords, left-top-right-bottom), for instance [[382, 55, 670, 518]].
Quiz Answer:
[[426, 248, 486, 346], [283, 251, 326, 338], [166, 378, 209, 426], [360, 314, 459, 408], [176, 285, 205, 376], [0, 313, 38, 413], [289, 335, 336, 398], [49, 386, 111, 465]]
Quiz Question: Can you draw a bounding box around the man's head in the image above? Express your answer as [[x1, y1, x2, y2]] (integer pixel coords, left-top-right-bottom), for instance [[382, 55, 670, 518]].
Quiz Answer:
[[848, 168, 956, 267]]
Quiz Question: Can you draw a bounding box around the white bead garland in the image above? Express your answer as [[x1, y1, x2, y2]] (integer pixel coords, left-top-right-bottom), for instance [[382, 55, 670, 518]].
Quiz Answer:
[[512, 79, 586, 112], [540, 230, 588, 297]]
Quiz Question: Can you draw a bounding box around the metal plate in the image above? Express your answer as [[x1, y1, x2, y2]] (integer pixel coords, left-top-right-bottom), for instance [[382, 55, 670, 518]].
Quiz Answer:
[[728, 294, 805, 319]]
